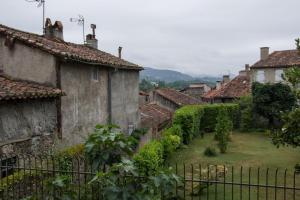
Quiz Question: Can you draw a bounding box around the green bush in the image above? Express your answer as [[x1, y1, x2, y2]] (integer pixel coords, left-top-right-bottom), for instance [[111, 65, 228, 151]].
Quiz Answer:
[[173, 105, 204, 144], [133, 141, 164, 175], [161, 130, 181, 158], [215, 107, 232, 153], [162, 125, 183, 139], [203, 147, 217, 157]]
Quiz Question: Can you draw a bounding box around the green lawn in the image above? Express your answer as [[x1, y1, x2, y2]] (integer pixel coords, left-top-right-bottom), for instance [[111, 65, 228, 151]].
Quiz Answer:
[[166, 131, 300, 200]]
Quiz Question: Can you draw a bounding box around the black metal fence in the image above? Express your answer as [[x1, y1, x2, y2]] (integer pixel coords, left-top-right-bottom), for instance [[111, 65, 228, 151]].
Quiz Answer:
[[1, 155, 300, 199]]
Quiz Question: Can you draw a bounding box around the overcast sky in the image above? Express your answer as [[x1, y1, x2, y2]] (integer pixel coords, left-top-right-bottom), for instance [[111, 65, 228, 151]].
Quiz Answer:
[[1, 0, 300, 76]]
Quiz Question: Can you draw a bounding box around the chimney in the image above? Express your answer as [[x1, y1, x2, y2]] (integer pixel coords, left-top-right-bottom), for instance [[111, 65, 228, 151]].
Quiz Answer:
[[245, 64, 250, 71], [223, 75, 230, 84], [118, 46, 123, 59], [44, 18, 64, 40], [239, 64, 250, 76], [260, 47, 269, 60], [85, 24, 98, 49], [216, 81, 222, 90]]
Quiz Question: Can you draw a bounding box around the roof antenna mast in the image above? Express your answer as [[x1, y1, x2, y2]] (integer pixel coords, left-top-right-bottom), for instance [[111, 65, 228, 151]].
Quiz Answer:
[[25, 0, 46, 34], [70, 15, 85, 44]]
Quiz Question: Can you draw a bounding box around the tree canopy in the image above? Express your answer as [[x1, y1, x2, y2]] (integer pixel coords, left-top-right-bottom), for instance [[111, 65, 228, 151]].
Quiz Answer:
[[252, 82, 296, 128]]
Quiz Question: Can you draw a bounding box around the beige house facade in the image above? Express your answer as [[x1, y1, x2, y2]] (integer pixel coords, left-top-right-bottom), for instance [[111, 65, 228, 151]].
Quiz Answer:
[[250, 47, 300, 84]]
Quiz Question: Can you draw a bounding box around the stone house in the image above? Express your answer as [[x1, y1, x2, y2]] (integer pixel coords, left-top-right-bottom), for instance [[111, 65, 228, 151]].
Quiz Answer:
[[250, 47, 300, 84], [0, 73, 63, 155], [140, 103, 172, 147], [0, 19, 142, 146], [151, 88, 200, 112], [202, 66, 251, 103], [180, 83, 211, 100]]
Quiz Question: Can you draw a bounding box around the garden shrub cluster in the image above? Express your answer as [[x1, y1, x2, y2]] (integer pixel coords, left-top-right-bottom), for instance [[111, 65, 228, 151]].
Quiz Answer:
[[134, 103, 240, 174], [173, 103, 239, 144]]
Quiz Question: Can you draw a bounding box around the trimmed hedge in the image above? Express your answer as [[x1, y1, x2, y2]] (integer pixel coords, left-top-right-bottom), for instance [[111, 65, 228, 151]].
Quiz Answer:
[[173, 105, 204, 144], [173, 104, 240, 144], [200, 104, 240, 132]]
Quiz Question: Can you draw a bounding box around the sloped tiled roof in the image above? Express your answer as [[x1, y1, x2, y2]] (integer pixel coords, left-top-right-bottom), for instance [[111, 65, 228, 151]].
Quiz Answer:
[[252, 50, 300, 68], [155, 88, 200, 106], [0, 24, 142, 70], [202, 75, 251, 99], [140, 103, 172, 126], [0, 74, 63, 101]]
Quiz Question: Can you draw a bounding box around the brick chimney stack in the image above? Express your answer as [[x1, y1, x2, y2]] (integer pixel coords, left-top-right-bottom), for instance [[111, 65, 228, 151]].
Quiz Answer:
[[44, 18, 64, 40], [260, 47, 269, 60], [86, 24, 98, 49]]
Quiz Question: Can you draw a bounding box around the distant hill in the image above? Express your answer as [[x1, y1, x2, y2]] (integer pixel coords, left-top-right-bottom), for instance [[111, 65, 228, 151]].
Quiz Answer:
[[140, 67, 194, 83], [140, 67, 220, 84]]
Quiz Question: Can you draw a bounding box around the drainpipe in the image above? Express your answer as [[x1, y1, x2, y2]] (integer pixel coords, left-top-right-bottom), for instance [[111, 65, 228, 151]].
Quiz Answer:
[[55, 58, 62, 139], [107, 69, 112, 124]]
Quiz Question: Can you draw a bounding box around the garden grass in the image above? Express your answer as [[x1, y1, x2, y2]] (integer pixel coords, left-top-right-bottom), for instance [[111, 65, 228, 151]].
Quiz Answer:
[[167, 131, 300, 200]]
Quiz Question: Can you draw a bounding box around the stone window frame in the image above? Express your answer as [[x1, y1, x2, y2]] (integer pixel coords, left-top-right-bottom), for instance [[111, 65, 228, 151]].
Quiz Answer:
[[91, 67, 99, 82], [275, 69, 284, 83], [256, 70, 265, 83]]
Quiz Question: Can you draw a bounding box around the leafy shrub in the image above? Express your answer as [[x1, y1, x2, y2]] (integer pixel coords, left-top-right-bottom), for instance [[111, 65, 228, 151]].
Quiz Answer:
[[204, 147, 217, 157], [236, 96, 254, 132], [173, 105, 204, 144], [161, 131, 181, 158], [84, 124, 133, 170], [133, 141, 164, 175], [162, 125, 183, 139], [215, 107, 232, 153], [90, 159, 181, 200], [55, 144, 84, 172], [128, 128, 148, 150]]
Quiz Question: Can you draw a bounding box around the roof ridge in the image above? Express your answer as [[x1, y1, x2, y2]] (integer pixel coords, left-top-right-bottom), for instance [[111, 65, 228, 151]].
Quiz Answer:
[[0, 23, 142, 70]]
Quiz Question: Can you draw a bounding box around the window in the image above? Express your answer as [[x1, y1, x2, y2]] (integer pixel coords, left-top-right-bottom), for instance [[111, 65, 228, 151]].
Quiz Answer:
[[275, 69, 284, 82], [92, 67, 99, 81], [256, 70, 265, 83]]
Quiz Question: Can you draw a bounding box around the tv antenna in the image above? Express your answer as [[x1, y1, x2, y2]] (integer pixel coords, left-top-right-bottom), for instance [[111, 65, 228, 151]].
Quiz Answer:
[[25, 0, 46, 34], [70, 15, 85, 43]]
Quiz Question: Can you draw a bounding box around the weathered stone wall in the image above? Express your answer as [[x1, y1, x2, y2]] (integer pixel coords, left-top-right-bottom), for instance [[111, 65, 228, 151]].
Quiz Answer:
[[0, 99, 57, 155], [111, 69, 140, 134], [151, 92, 179, 112], [60, 62, 109, 145], [0, 36, 57, 86]]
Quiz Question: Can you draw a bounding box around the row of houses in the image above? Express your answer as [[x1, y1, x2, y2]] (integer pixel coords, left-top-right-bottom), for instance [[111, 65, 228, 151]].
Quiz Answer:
[[0, 19, 142, 155], [203, 47, 300, 102]]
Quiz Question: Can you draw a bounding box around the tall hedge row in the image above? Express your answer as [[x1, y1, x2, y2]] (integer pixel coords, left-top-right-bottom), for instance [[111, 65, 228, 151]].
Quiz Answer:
[[200, 104, 240, 132], [173, 105, 204, 144]]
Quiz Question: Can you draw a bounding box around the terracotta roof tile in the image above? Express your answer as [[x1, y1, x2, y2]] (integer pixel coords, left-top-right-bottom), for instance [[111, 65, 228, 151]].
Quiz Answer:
[[140, 103, 172, 126], [0, 24, 142, 70], [252, 50, 300, 68], [0, 75, 63, 101], [202, 75, 251, 99], [155, 88, 200, 106]]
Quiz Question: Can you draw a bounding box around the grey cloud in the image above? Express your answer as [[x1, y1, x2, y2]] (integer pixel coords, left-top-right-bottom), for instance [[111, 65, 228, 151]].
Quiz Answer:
[[1, 0, 300, 75]]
